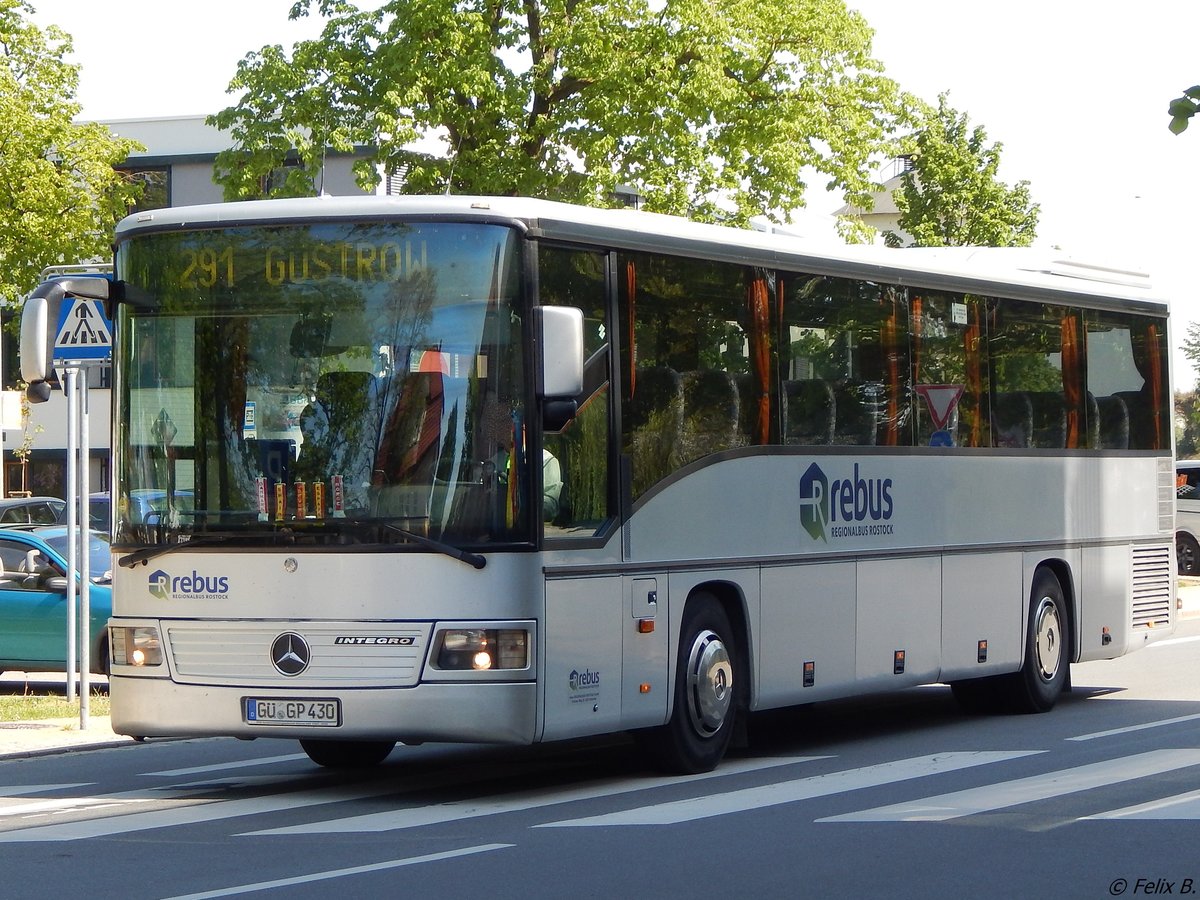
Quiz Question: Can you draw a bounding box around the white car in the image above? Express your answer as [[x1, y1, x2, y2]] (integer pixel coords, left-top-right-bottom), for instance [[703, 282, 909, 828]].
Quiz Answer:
[[1177, 460, 1200, 576]]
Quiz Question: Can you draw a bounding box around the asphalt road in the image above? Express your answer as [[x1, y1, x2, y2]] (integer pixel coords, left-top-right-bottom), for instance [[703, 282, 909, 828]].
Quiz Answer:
[[0, 620, 1198, 899]]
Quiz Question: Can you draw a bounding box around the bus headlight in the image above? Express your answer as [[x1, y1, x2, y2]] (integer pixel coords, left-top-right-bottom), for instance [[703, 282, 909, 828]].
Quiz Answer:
[[434, 628, 529, 671], [111, 626, 163, 667]]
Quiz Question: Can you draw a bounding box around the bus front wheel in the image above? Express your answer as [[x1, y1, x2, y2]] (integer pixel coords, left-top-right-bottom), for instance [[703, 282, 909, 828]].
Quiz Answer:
[[639, 595, 739, 775], [299, 739, 396, 769]]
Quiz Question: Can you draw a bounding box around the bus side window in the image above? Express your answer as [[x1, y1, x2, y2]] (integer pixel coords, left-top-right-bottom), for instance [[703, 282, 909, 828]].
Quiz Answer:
[[539, 246, 612, 535]]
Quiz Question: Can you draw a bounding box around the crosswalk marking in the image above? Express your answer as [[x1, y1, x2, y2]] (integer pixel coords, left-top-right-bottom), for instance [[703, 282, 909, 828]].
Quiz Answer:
[[1083, 787, 1200, 821], [537, 751, 1038, 828], [819, 749, 1200, 822], [142, 754, 309, 778], [8, 742, 1200, 842], [1067, 713, 1200, 742], [0, 784, 90, 803], [163, 844, 515, 900], [243, 754, 828, 836]]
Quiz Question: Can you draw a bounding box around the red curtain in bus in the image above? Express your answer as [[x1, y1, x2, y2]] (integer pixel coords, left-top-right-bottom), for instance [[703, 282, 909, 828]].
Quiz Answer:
[[963, 299, 984, 448], [1146, 323, 1164, 448], [880, 288, 902, 446], [1060, 314, 1083, 449], [748, 274, 771, 445]]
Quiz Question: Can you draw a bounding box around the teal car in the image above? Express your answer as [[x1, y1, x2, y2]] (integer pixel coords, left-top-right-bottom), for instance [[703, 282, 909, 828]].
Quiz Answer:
[[0, 527, 112, 675]]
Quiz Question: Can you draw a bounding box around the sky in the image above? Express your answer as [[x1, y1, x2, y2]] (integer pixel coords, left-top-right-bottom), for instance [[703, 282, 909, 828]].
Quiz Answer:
[[26, 0, 1200, 386]]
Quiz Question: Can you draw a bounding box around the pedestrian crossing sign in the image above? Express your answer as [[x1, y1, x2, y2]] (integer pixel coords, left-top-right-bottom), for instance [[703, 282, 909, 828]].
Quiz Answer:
[[52, 298, 113, 362]]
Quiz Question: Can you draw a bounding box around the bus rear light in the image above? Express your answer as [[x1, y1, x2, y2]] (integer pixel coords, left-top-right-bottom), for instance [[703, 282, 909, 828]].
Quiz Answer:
[[434, 628, 529, 671], [111, 626, 163, 667]]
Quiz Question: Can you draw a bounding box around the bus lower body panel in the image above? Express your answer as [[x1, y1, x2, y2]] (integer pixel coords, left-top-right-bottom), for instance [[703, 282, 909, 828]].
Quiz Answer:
[[109, 677, 538, 745]]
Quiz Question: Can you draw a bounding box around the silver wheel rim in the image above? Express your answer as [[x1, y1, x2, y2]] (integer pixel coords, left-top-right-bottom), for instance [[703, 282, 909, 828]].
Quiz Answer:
[[685, 629, 733, 737], [1033, 596, 1062, 682]]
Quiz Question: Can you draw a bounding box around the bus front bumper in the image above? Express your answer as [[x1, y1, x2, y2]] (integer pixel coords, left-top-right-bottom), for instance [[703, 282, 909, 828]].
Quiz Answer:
[[108, 676, 539, 745]]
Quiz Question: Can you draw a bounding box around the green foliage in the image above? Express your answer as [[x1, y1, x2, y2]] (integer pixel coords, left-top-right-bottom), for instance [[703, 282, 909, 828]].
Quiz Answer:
[[1169, 86, 1200, 135], [1181, 321, 1200, 387], [210, 0, 914, 224], [0, 0, 143, 303], [1177, 391, 1200, 459], [887, 94, 1039, 247]]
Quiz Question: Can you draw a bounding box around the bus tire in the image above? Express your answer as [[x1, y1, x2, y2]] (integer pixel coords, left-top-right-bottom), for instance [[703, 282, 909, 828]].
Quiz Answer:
[[1178, 533, 1200, 576], [1006, 569, 1069, 713], [299, 739, 396, 769], [640, 595, 739, 775]]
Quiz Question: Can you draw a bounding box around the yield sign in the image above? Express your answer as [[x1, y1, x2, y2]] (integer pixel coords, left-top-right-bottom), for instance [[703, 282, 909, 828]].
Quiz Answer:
[[52, 298, 113, 361], [915, 384, 964, 430]]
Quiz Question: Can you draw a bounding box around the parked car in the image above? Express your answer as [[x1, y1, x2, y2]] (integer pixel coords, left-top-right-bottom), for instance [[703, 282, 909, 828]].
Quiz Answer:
[[89, 490, 194, 529], [1177, 460, 1200, 576], [0, 526, 111, 675], [0, 496, 66, 527]]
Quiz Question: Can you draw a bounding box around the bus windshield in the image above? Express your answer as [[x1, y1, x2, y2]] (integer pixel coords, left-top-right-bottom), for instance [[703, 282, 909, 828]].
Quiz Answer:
[[113, 220, 530, 549]]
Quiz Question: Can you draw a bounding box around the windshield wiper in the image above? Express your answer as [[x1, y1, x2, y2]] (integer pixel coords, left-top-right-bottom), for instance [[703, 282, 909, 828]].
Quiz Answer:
[[372, 522, 486, 570], [117, 533, 283, 568]]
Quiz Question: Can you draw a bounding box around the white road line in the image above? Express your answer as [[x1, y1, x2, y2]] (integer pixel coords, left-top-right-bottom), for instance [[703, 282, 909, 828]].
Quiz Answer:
[[1148, 635, 1200, 649], [538, 751, 1038, 828], [162, 844, 515, 900], [1083, 788, 1200, 820], [244, 755, 829, 836], [0, 784, 90, 802], [1067, 712, 1200, 742], [0, 781, 285, 823], [142, 754, 309, 778], [820, 749, 1200, 822]]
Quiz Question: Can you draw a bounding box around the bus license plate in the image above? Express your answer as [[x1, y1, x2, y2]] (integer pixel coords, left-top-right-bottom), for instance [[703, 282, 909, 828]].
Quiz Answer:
[[244, 697, 341, 727]]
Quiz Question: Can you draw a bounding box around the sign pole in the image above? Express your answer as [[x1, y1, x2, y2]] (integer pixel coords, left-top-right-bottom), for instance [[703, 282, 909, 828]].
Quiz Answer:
[[48, 293, 113, 730], [79, 370, 90, 729], [64, 368, 78, 704]]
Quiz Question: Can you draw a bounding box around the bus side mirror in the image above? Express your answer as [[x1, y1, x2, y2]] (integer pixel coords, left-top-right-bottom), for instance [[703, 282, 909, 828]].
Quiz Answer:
[[536, 306, 584, 399], [536, 306, 583, 432]]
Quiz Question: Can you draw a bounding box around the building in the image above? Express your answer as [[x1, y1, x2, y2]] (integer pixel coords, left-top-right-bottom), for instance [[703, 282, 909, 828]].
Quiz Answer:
[[1, 116, 378, 499], [834, 156, 914, 247]]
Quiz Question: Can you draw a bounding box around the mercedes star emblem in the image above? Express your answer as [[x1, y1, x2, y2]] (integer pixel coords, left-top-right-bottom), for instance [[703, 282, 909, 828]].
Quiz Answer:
[[270, 632, 311, 676]]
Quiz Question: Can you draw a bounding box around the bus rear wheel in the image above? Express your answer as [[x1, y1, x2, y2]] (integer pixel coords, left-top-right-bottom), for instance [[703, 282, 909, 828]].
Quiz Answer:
[[1005, 569, 1068, 713], [299, 739, 396, 769], [639, 595, 739, 775]]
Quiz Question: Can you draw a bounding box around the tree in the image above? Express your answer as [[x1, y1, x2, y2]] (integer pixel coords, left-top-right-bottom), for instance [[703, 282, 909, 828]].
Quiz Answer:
[[210, 0, 913, 225], [1169, 86, 1200, 134], [0, 1, 142, 303], [885, 94, 1039, 248]]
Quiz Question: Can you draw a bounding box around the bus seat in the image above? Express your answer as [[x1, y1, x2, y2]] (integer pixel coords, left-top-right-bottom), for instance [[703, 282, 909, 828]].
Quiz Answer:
[[992, 391, 1033, 448], [734, 373, 768, 445], [678, 370, 741, 464], [1084, 392, 1102, 449], [782, 379, 835, 445], [1027, 392, 1067, 449], [626, 366, 684, 493], [832, 382, 880, 446], [1115, 390, 1156, 449], [1095, 394, 1130, 450]]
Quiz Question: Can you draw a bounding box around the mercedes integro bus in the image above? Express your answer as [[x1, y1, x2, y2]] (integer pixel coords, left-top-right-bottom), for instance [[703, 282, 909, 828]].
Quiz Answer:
[[82, 196, 1174, 773]]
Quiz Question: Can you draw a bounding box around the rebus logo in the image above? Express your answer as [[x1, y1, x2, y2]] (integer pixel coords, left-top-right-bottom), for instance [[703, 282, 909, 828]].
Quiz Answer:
[[798, 463, 829, 542], [799, 461, 896, 542], [146, 567, 231, 600], [148, 569, 171, 600]]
